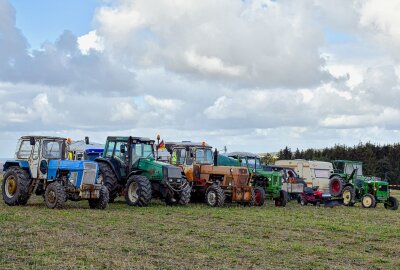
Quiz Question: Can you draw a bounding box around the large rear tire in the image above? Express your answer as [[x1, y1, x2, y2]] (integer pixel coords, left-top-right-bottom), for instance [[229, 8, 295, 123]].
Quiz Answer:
[[361, 194, 376, 209], [205, 185, 225, 207], [384, 196, 399, 210], [88, 186, 109, 209], [329, 176, 344, 197], [342, 186, 355, 206], [125, 175, 152, 207], [98, 162, 119, 203], [1, 167, 31, 206], [45, 182, 66, 209]]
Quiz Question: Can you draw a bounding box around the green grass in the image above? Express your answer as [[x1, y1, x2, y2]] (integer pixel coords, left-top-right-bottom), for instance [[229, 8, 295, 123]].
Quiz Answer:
[[0, 175, 399, 270]]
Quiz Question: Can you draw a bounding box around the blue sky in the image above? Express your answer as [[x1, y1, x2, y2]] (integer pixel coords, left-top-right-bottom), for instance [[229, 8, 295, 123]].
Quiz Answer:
[[0, 0, 399, 158], [10, 0, 100, 49]]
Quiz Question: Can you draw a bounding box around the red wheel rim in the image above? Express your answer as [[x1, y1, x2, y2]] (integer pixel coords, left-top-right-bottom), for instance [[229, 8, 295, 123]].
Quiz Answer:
[[255, 190, 262, 204], [331, 181, 340, 193]]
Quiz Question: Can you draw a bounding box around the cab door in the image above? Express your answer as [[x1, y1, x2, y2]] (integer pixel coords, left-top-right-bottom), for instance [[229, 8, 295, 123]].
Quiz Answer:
[[28, 140, 40, 179]]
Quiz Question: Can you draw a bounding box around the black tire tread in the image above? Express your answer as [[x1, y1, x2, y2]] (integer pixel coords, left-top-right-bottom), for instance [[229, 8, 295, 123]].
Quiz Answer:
[[45, 182, 66, 209], [88, 186, 109, 209], [125, 175, 152, 207], [1, 167, 31, 206], [205, 184, 225, 207], [98, 162, 119, 202]]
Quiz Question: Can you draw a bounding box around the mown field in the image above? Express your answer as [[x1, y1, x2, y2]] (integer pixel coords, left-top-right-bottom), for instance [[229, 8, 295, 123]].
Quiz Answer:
[[0, 175, 399, 270]]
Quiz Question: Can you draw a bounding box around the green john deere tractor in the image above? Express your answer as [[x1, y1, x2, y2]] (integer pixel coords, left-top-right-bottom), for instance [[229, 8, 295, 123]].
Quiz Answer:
[[219, 152, 287, 207], [95, 136, 191, 206], [329, 160, 398, 210]]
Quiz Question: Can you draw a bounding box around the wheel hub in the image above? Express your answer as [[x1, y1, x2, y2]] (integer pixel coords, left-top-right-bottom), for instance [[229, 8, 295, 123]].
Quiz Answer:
[[343, 190, 351, 204], [47, 190, 56, 204], [128, 182, 139, 202], [207, 191, 217, 205], [5, 176, 17, 197], [363, 196, 372, 207], [255, 190, 261, 204]]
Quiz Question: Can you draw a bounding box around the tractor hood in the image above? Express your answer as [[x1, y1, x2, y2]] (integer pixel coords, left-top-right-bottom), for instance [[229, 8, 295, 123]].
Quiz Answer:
[[47, 160, 99, 187], [138, 158, 182, 180]]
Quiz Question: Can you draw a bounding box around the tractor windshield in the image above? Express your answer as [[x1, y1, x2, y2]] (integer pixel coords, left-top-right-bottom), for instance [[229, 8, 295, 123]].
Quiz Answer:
[[353, 163, 363, 176], [246, 157, 261, 169], [131, 143, 154, 164], [195, 148, 213, 164], [333, 162, 345, 173], [43, 140, 65, 159]]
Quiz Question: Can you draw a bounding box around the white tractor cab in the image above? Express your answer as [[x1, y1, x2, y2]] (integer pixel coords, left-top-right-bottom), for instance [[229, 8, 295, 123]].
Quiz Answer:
[[274, 159, 334, 193]]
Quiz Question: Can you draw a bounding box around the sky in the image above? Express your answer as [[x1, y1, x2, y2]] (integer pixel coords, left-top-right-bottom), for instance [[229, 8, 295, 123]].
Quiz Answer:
[[0, 0, 400, 157]]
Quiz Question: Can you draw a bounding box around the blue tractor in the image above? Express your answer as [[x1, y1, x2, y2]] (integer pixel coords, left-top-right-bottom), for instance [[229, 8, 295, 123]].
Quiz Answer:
[[1, 136, 109, 209]]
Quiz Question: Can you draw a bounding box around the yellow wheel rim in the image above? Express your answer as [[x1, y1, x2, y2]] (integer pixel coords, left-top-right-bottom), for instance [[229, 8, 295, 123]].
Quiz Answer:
[[343, 190, 351, 204], [5, 176, 17, 197], [363, 196, 372, 207]]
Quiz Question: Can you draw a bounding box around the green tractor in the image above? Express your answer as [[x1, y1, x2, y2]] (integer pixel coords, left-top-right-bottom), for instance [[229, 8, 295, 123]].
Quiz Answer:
[[95, 136, 191, 206], [329, 160, 398, 210], [219, 152, 287, 207]]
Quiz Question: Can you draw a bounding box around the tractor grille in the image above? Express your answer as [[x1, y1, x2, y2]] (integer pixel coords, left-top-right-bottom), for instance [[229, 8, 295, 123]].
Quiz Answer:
[[84, 162, 97, 170], [82, 162, 97, 185], [238, 175, 248, 186]]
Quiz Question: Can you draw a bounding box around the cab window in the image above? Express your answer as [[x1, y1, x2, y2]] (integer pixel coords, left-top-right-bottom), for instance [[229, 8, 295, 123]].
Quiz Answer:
[[195, 148, 213, 164], [105, 141, 115, 158], [172, 148, 186, 165], [43, 141, 63, 159], [17, 140, 32, 159]]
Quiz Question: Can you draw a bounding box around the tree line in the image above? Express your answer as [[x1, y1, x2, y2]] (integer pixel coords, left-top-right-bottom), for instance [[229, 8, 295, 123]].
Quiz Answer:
[[262, 143, 400, 185]]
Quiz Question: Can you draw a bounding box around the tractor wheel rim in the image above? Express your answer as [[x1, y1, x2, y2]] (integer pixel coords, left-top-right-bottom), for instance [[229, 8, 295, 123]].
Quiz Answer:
[[363, 196, 372, 207], [343, 190, 351, 204], [255, 190, 262, 204], [128, 182, 139, 203], [207, 191, 217, 205], [47, 190, 56, 204], [332, 181, 340, 193], [5, 176, 17, 198]]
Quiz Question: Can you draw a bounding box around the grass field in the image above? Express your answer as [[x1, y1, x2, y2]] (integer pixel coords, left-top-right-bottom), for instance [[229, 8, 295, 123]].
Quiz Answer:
[[0, 175, 399, 270]]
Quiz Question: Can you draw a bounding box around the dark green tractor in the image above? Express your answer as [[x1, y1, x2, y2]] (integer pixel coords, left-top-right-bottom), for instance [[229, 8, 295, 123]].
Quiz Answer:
[[329, 160, 398, 210], [219, 152, 287, 207], [95, 136, 191, 206]]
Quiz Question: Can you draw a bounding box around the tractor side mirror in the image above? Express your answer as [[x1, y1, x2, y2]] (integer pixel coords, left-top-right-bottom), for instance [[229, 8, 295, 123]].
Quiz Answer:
[[120, 144, 126, 154], [30, 137, 35, 146], [85, 136, 90, 145]]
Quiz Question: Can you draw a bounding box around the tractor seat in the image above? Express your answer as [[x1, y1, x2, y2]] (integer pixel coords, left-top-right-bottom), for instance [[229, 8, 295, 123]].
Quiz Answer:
[[304, 187, 314, 195]]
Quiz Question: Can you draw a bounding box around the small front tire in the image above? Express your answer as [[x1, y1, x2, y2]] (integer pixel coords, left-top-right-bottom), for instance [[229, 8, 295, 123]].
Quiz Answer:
[[361, 194, 376, 209], [384, 196, 399, 210], [88, 186, 109, 209], [45, 182, 67, 209], [205, 185, 225, 207], [125, 175, 152, 207]]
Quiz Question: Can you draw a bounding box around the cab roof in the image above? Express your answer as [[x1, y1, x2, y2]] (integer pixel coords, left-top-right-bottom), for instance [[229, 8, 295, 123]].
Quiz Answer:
[[228, 152, 260, 158], [332, 160, 362, 164], [106, 136, 154, 143], [169, 141, 212, 148], [20, 135, 66, 141]]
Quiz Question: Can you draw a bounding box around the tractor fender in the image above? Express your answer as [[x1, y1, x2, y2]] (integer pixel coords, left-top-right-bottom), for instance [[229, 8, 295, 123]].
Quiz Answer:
[[329, 174, 343, 179], [94, 157, 119, 178], [127, 170, 145, 178], [3, 160, 31, 177]]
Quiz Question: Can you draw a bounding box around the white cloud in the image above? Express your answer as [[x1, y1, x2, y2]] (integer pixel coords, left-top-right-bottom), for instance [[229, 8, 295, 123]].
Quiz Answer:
[[77, 30, 104, 54]]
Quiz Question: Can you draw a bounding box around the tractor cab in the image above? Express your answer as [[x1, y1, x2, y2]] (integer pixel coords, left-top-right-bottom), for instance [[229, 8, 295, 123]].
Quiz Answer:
[[100, 136, 156, 180], [95, 136, 190, 206], [5, 136, 68, 180]]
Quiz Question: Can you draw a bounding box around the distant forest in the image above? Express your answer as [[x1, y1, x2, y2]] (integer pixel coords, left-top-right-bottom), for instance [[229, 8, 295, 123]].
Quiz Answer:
[[264, 143, 400, 185]]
